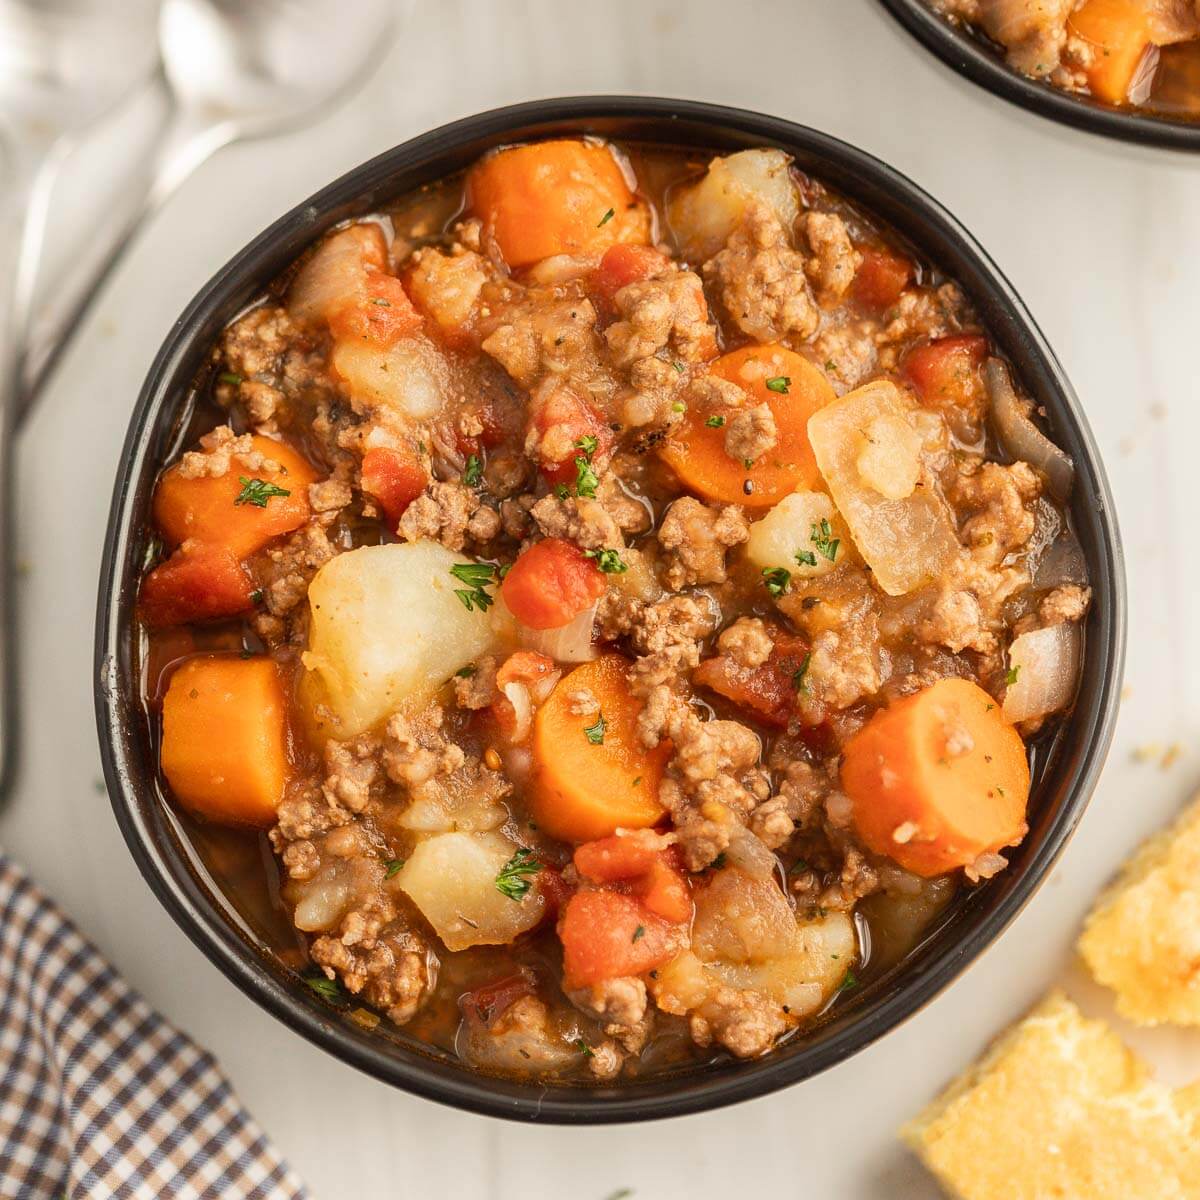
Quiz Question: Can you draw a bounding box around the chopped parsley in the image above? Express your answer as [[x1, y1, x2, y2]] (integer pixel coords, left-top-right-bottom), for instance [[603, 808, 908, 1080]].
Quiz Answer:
[[792, 652, 812, 694], [234, 476, 291, 508], [671, 400, 687, 413], [449, 561, 498, 612], [575, 434, 598, 457], [1005, 665, 1021, 686], [597, 208, 615, 227], [249, 588, 264, 605], [705, 415, 726, 428], [303, 971, 344, 1002], [672, 360, 685, 374], [586, 548, 628, 574], [463, 454, 483, 487], [495, 848, 541, 901], [555, 483, 570, 500], [217, 371, 243, 386], [574, 455, 600, 498], [810, 518, 840, 563], [836, 969, 859, 995], [788, 858, 809, 875], [762, 566, 791, 598], [794, 549, 817, 568], [456, 664, 477, 678], [765, 375, 791, 394], [384, 858, 405, 878], [632, 925, 646, 943], [574, 1038, 595, 1058], [584, 713, 607, 745]]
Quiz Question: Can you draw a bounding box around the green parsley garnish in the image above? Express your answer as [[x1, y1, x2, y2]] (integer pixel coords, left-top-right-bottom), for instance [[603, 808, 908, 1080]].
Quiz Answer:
[[234, 476, 291, 508], [555, 483, 570, 500], [604, 1190, 634, 1200], [463, 454, 483, 487], [672, 361, 685, 374], [249, 588, 264, 605], [793, 652, 812, 694], [762, 566, 791, 598], [586, 548, 627, 574], [1005, 665, 1021, 686], [303, 972, 344, 1002], [495, 848, 541, 901], [217, 371, 243, 386], [810, 518, 840, 563], [575, 434, 598, 458], [632, 925, 646, 943], [384, 858, 405, 878], [574, 455, 600, 498], [584, 713, 607, 745], [449, 561, 498, 612], [597, 208, 615, 227], [794, 549, 817, 568], [671, 400, 687, 413], [455, 664, 477, 678], [836, 969, 859, 995], [705, 415, 726, 428], [575, 1038, 595, 1058], [765, 376, 791, 394]]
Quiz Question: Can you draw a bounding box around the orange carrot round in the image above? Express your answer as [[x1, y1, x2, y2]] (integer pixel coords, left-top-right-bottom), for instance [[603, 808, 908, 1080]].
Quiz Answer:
[[659, 344, 835, 509], [1068, 0, 1154, 105], [840, 677, 1030, 877], [153, 434, 316, 556], [467, 140, 651, 269], [529, 655, 669, 842], [161, 656, 290, 828]]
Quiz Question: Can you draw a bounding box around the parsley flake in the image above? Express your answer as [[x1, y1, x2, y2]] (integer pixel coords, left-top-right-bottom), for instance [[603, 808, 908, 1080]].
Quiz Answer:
[[384, 858, 405, 878], [597, 208, 615, 227], [762, 566, 791, 598], [495, 848, 541, 901], [584, 713, 607, 745], [303, 971, 344, 1002], [575, 434, 598, 458], [1005, 665, 1021, 686], [632, 925, 646, 943], [765, 375, 791, 394], [234, 476, 291, 508], [217, 371, 243, 386], [575, 1038, 595, 1058], [456, 664, 477, 678], [794, 549, 817, 568], [554, 483, 570, 499], [672, 361, 685, 374], [705, 415, 726, 428], [836, 969, 859, 995], [793, 652, 812, 694], [574, 455, 599, 498], [586, 548, 628, 574], [449, 561, 498, 612], [810, 519, 840, 562], [463, 454, 483, 487]]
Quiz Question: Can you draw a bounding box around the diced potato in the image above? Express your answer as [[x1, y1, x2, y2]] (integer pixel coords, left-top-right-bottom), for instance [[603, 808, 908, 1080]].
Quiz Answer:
[[331, 334, 448, 420], [855, 412, 922, 499], [397, 831, 545, 951], [808, 381, 960, 596], [398, 775, 509, 834], [301, 541, 506, 738], [667, 149, 800, 263], [745, 491, 846, 581], [1003, 623, 1082, 723]]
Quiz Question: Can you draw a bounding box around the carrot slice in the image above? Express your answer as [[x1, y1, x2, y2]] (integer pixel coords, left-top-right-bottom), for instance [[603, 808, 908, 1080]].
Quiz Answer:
[[153, 434, 317, 556], [659, 345, 835, 509], [1068, 0, 1155, 105], [840, 677, 1030, 877], [559, 890, 676, 986], [160, 656, 290, 828], [529, 655, 669, 842], [467, 140, 651, 269]]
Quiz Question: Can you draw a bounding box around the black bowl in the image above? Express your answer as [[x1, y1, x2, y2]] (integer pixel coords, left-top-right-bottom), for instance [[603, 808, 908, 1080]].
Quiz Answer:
[[878, 0, 1200, 150], [95, 96, 1126, 1123]]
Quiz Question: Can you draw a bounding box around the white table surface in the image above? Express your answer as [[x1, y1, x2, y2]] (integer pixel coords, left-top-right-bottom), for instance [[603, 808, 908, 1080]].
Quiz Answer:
[[5, 1, 1200, 1196]]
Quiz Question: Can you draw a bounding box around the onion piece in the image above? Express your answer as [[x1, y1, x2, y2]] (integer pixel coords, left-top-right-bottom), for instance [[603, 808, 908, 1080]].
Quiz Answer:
[[1002, 623, 1082, 723], [1033, 527, 1089, 590], [984, 358, 1073, 502], [502, 681, 533, 743], [520, 601, 598, 664]]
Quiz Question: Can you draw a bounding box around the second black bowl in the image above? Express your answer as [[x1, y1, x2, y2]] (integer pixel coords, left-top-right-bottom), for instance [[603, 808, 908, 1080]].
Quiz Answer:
[[95, 96, 1126, 1123]]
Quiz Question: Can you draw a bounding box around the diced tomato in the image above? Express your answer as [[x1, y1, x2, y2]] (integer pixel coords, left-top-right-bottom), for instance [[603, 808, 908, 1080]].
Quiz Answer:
[[853, 246, 913, 310], [140, 546, 256, 628], [693, 629, 810, 728], [328, 270, 422, 348], [360, 447, 428, 527], [591, 244, 671, 314], [903, 334, 989, 409], [531, 392, 614, 486], [535, 866, 573, 918], [500, 538, 606, 630], [558, 890, 678, 987], [459, 970, 536, 1029], [496, 651, 558, 691], [491, 651, 561, 741], [574, 835, 692, 924]]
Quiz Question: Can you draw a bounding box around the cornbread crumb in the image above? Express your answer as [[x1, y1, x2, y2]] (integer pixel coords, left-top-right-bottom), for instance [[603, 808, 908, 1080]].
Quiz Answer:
[[902, 991, 1200, 1200], [1079, 793, 1200, 1025]]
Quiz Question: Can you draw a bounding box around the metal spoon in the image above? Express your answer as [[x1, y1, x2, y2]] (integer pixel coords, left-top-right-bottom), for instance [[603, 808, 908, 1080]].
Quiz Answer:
[[21, 0, 400, 402], [0, 0, 162, 795]]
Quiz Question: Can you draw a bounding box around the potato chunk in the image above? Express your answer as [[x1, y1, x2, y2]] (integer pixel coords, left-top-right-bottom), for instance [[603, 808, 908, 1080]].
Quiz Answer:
[[745, 491, 847, 582], [808, 381, 959, 595], [330, 334, 448, 420], [397, 832, 545, 951], [301, 541, 504, 737], [667, 149, 800, 263]]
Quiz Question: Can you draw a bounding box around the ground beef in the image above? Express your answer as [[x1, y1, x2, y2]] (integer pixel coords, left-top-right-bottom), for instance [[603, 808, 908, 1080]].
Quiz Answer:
[[949, 459, 1042, 560], [221, 305, 303, 381], [481, 294, 602, 390], [453, 656, 498, 709], [566, 976, 651, 1054], [627, 593, 719, 694], [918, 586, 998, 656], [382, 707, 466, 794], [397, 481, 500, 551], [323, 735, 381, 814], [704, 204, 819, 343], [259, 522, 339, 622], [689, 986, 789, 1059], [310, 925, 432, 1024], [723, 403, 777, 464], [618, 355, 687, 428], [530, 493, 623, 550], [605, 270, 716, 367], [1037, 583, 1091, 626], [802, 211, 862, 305], [656, 497, 750, 591], [717, 617, 774, 669], [176, 425, 277, 480]]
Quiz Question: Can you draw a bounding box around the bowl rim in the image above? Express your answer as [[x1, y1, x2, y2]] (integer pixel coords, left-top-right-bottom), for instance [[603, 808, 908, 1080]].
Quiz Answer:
[[877, 0, 1200, 151], [95, 95, 1126, 1124]]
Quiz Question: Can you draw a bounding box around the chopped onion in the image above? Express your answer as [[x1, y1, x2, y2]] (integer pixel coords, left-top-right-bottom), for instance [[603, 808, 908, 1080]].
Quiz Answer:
[[724, 828, 779, 880], [1034, 527, 1089, 590], [502, 682, 533, 743], [520, 601, 598, 664], [984, 358, 1073, 502], [1002, 623, 1081, 723]]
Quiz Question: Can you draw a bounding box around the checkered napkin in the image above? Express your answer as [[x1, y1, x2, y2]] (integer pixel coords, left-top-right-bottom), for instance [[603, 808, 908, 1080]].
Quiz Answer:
[[0, 851, 310, 1200]]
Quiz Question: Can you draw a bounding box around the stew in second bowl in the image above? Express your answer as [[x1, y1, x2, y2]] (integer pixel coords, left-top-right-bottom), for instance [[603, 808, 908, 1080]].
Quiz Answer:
[[134, 135, 1091, 1084]]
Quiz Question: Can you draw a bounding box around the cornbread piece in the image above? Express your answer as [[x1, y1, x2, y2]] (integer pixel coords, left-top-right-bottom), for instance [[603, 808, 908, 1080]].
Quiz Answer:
[[1079, 794, 1200, 1025], [903, 991, 1200, 1200]]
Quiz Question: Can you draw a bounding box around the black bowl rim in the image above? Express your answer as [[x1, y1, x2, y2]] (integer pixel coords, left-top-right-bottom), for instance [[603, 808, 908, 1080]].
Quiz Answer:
[[95, 95, 1126, 1124], [878, 0, 1200, 151]]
